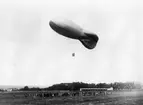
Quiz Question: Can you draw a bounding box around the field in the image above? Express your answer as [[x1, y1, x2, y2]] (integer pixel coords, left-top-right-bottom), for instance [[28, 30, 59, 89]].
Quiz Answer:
[[0, 90, 143, 105]]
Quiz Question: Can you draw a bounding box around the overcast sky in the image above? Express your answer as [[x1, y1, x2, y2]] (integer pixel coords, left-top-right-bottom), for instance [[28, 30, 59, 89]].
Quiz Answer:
[[0, 0, 143, 87]]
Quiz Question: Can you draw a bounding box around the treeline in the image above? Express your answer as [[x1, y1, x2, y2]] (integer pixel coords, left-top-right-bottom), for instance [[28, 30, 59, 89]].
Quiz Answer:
[[19, 86, 41, 91], [19, 82, 142, 91]]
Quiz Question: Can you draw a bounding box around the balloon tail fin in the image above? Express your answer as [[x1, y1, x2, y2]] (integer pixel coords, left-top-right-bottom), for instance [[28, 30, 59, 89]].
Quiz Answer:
[[79, 33, 98, 49]]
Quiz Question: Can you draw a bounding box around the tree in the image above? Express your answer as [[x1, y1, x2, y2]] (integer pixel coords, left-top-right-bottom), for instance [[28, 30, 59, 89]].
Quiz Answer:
[[20, 86, 29, 91]]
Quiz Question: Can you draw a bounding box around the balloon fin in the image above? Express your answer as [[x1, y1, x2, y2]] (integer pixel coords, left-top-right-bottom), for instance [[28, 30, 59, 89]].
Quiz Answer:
[[79, 33, 99, 49]]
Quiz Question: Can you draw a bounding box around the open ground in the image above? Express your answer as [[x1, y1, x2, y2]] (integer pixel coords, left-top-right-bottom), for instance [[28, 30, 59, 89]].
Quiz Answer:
[[0, 90, 143, 105]]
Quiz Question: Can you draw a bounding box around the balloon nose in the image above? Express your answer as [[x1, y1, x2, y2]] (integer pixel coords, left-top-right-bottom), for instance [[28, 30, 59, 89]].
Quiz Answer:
[[49, 20, 54, 27], [50, 18, 68, 27], [49, 20, 58, 31], [50, 18, 60, 25], [49, 20, 59, 29], [49, 19, 65, 34], [50, 19, 67, 32]]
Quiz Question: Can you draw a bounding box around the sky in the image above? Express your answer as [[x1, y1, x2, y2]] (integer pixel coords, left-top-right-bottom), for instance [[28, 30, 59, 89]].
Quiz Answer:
[[0, 0, 143, 87]]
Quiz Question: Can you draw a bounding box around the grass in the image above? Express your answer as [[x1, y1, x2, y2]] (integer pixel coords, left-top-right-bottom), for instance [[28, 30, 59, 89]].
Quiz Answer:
[[0, 90, 143, 105]]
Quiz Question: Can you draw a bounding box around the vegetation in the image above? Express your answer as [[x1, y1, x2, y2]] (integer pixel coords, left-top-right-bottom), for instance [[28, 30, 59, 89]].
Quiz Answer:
[[1, 82, 143, 105], [19, 82, 142, 91], [19, 86, 41, 91]]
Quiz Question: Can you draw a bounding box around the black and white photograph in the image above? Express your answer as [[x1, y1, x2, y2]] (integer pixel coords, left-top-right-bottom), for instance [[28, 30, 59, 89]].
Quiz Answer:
[[0, 0, 143, 105]]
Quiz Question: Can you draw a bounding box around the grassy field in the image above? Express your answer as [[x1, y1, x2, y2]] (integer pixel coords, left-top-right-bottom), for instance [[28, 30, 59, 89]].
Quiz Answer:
[[0, 90, 143, 105]]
